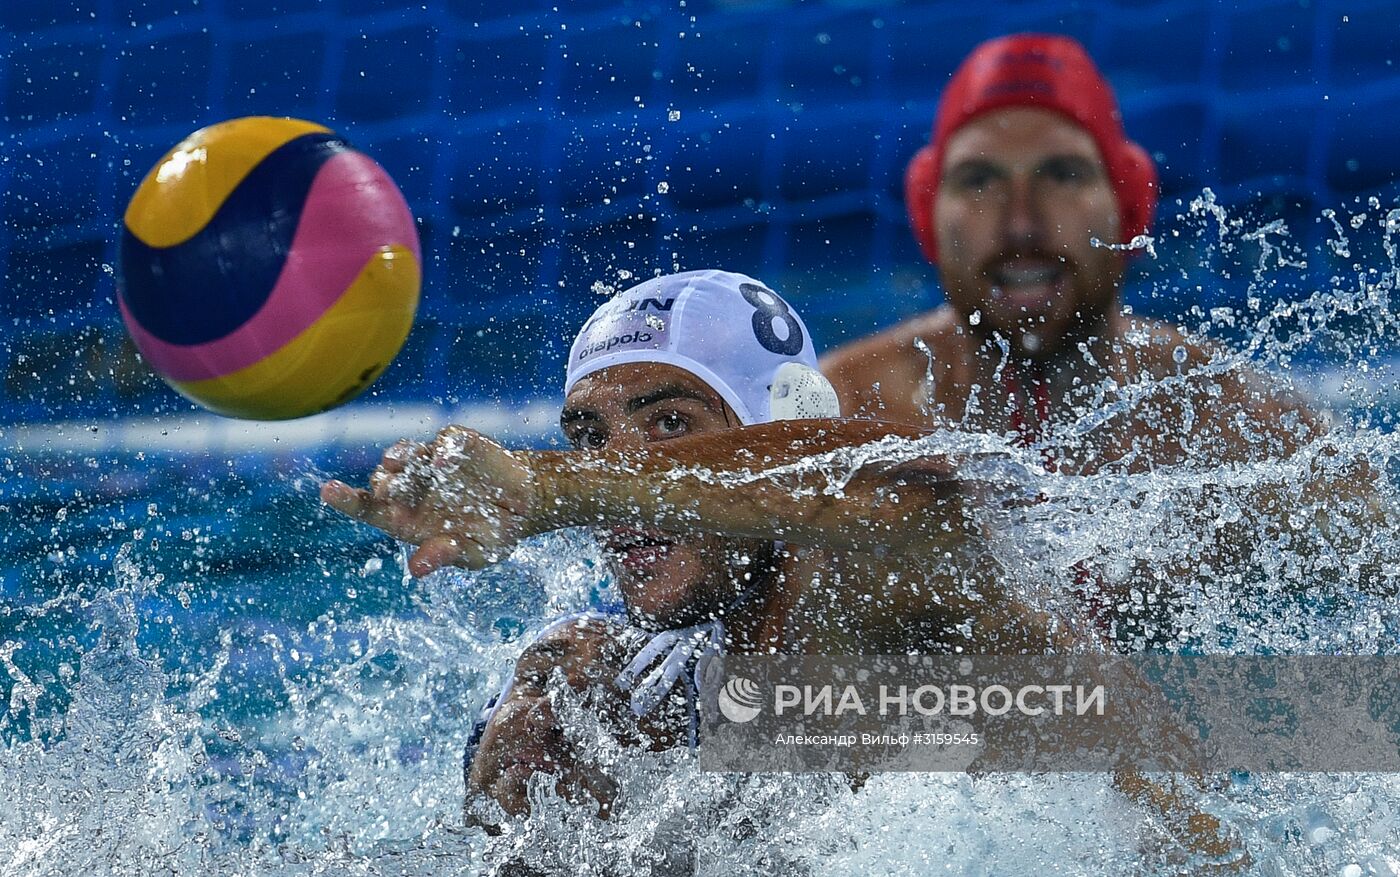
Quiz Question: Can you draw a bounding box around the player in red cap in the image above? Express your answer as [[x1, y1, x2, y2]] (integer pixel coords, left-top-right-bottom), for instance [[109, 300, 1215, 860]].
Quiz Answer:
[[821, 34, 1319, 472]]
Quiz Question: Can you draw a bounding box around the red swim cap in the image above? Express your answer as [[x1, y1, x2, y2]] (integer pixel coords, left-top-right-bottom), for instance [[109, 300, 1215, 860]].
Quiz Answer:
[[904, 34, 1158, 264]]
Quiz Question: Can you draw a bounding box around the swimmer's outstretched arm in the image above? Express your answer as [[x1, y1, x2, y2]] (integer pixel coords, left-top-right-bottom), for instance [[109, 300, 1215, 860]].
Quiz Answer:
[[321, 428, 1249, 866], [320, 419, 976, 576]]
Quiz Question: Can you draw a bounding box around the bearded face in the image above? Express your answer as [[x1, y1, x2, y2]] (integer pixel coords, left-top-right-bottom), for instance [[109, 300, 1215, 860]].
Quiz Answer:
[[934, 107, 1127, 359]]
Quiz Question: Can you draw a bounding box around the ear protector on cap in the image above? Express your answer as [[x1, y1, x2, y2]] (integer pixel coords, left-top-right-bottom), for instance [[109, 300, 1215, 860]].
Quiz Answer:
[[904, 144, 941, 265], [769, 362, 841, 421], [1114, 140, 1158, 247]]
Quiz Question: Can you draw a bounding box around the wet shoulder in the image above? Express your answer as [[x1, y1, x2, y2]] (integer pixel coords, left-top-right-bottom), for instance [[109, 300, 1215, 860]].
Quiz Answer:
[[819, 307, 967, 421], [1116, 314, 1325, 457], [1118, 316, 1215, 379]]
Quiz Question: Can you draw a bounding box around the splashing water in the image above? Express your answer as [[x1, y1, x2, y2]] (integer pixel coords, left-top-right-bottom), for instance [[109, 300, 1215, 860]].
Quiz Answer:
[[1091, 232, 1158, 259], [4, 196, 1400, 874]]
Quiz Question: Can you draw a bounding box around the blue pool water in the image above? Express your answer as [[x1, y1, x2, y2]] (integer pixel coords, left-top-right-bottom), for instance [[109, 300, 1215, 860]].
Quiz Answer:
[[0, 440, 618, 865]]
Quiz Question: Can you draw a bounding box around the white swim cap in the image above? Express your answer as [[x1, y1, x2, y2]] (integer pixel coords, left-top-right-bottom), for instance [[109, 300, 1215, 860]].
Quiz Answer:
[[564, 270, 839, 425]]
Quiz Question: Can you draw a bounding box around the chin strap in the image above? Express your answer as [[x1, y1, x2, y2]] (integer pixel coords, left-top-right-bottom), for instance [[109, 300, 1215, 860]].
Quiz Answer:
[[613, 619, 724, 750], [468, 570, 770, 767], [612, 570, 773, 750]]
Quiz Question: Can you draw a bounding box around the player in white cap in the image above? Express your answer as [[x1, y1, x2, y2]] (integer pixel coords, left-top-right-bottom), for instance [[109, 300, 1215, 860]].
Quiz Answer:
[[354, 269, 1049, 826], [323, 271, 1242, 862], [565, 268, 841, 426], [557, 268, 891, 637], [324, 269, 1026, 651], [328, 268, 1046, 805]]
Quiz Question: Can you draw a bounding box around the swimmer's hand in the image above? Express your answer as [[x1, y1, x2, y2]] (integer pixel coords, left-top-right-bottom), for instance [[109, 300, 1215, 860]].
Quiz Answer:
[[320, 426, 546, 576]]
